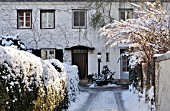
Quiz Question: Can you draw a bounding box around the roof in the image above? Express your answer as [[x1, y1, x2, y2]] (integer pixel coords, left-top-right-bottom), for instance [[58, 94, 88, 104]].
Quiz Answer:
[[65, 45, 95, 50], [0, 0, 161, 2]]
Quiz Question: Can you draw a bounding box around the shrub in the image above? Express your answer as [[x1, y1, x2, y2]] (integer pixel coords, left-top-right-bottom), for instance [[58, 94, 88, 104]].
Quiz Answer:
[[46, 59, 79, 103], [0, 46, 66, 111]]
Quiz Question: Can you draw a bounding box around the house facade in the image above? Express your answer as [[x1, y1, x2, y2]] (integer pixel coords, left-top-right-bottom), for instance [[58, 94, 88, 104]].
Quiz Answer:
[[0, 0, 169, 80]]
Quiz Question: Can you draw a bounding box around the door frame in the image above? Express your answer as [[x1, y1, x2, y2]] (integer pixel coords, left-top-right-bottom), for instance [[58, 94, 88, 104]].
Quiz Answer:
[[65, 45, 95, 79]]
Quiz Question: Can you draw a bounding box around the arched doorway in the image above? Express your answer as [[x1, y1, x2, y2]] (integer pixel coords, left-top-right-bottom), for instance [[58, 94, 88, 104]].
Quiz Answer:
[[65, 45, 94, 79]]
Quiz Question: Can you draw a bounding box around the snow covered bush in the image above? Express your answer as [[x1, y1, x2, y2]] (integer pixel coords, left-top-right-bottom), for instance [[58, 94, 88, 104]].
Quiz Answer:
[[0, 35, 27, 50], [0, 46, 67, 111], [63, 63, 79, 102], [46, 59, 79, 102], [100, 0, 170, 64], [100, 0, 170, 87]]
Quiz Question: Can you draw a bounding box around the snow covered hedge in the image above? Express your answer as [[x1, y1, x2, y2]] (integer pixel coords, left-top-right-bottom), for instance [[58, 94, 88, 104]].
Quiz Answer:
[[0, 46, 67, 111], [0, 35, 27, 50], [46, 59, 79, 102]]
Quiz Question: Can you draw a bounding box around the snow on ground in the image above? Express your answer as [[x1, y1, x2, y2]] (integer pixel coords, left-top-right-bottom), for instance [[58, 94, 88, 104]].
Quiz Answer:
[[122, 90, 148, 111], [67, 91, 119, 111], [89, 83, 120, 88], [122, 85, 155, 111], [67, 92, 89, 111], [67, 84, 155, 111], [85, 91, 118, 111]]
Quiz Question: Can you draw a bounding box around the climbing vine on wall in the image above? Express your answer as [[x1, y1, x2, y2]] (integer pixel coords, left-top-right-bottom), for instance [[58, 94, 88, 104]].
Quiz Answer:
[[89, 12, 105, 29]]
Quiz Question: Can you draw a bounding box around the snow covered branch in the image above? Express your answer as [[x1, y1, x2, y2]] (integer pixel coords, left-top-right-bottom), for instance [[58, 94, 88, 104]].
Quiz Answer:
[[100, 0, 170, 65]]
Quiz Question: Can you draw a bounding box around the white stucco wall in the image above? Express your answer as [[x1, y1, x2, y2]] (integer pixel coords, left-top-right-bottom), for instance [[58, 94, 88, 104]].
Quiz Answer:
[[0, 1, 170, 79], [155, 53, 170, 111]]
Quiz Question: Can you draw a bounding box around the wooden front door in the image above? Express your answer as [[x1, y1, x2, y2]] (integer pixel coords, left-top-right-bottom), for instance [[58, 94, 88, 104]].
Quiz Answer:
[[72, 49, 88, 79]]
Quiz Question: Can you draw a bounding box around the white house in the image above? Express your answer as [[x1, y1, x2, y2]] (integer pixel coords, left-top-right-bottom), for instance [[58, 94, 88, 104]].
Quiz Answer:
[[0, 0, 169, 80]]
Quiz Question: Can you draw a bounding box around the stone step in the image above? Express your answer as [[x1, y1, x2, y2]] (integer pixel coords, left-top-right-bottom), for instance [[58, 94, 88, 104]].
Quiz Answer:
[[79, 79, 89, 86]]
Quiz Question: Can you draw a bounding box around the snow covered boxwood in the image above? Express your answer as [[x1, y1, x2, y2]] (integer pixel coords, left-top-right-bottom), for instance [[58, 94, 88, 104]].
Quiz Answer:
[[46, 59, 79, 102], [0, 46, 66, 111]]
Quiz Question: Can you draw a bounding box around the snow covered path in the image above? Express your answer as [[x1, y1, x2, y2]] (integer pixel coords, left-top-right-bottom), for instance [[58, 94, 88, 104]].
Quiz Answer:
[[69, 86, 126, 111], [80, 91, 119, 111]]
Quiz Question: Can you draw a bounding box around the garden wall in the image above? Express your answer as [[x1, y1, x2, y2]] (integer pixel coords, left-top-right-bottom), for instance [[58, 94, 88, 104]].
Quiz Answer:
[[155, 52, 170, 111]]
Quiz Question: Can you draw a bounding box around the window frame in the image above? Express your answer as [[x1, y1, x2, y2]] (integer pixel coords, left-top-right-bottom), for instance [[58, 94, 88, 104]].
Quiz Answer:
[[41, 48, 56, 60], [40, 10, 55, 29], [119, 8, 133, 21], [72, 9, 87, 29], [17, 10, 32, 29]]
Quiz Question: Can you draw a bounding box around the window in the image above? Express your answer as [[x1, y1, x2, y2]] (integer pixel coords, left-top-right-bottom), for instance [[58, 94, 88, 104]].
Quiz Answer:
[[120, 49, 129, 72], [40, 10, 55, 29], [17, 10, 32, 29], [72, 9, 87, 28], [119, 8, 133, 21], [122, 56, 129, 72], [106, 52, 109, 62], [32, 49, 63, 62], [41, 49, 55, 60]]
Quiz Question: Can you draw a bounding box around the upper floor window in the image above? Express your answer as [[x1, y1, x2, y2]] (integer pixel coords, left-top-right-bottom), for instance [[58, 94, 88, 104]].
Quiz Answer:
[[17, 10, 32, 29], [40, 10, 55, 29], [72, 9, 87, 29], [119, 8, 133, 21]]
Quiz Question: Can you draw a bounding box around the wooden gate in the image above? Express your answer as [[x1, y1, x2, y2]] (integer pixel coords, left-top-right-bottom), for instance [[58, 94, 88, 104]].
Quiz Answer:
[[72, 49, 88, 79]]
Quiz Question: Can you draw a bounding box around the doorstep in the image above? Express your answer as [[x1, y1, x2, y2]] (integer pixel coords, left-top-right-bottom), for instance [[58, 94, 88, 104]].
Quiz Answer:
[[79, 79, 89, 86]]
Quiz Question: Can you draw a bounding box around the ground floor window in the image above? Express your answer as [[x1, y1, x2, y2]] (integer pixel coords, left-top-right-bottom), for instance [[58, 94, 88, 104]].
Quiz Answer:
[[41, 49, 55, 60], [122, 55, 129, 72], [120, 49, 129, 72], [32, 48, 63, 62]]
